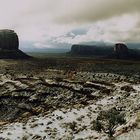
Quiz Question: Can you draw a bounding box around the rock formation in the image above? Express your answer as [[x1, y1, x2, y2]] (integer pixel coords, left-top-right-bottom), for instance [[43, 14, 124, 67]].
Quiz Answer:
[[70, 44, 113, 56], [0, 29, 30, 59], [71, 44, 96, 55], [0, 29, 19, 50], [69, 43, 140, 60], [114, 43, 129, 59]]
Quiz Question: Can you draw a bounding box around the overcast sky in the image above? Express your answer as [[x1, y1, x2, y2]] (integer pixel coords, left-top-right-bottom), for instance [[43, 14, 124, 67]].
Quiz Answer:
[[0, 0, 140, 49]]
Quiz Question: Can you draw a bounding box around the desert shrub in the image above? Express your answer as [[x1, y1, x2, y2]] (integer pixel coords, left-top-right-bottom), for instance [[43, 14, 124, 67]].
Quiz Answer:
[[95, 108, 126, 137], [91, 120, 102, 132], [55, 77, 63, 82], [121, 85, 135, 92], [102, 89, 112, 95], [69, 121, 77, 131]]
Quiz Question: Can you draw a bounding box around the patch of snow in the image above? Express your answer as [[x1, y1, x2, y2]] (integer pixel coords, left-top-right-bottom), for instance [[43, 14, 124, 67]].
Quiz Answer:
[[0, 104, 100, 140]]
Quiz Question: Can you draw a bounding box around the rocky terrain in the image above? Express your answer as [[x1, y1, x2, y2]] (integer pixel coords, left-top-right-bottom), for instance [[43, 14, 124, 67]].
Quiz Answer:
[[0, 58, 140, 140]]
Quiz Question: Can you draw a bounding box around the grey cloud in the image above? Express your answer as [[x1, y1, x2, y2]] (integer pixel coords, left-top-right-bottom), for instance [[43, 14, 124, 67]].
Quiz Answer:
[[55, 0, 140, 24], [0, 0, 140, 48], [71, 28, 88, 35]]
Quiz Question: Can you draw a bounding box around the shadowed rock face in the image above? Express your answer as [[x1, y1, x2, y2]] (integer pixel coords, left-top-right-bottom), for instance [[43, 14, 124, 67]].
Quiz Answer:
[[71, 44, 97, 55], [70, 44, 113, 56], [114, 43, 129, 58], [0, 29, 19, 50], [70, 43, 140, 60], [0, 29, 30, 59]]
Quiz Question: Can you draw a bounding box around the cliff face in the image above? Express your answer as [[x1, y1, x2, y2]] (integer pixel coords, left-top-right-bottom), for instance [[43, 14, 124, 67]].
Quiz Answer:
[[114, 43, 129, 58], [0, 29, 19, 50], [70, 44, 113, 56], [71, 45, 96, 55], [0, 29, 30, 59], [70, 43, 140, 59]]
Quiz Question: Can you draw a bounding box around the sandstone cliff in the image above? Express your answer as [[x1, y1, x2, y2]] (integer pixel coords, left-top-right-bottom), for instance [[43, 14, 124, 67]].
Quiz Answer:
[[114, 43, 129, 59], [0, 29, 19, 50], [70, 44, 113, 56], [0, 29, 30, 59], [69, 43, 140, 59]]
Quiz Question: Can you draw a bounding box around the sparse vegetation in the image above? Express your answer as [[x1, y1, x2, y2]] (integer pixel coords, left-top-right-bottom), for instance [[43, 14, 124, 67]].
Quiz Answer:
[[121, 85, 135, 92]]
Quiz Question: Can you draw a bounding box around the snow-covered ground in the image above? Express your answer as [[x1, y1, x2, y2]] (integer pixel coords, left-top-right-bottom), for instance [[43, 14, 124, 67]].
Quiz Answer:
[[0, 104, 107, 140]]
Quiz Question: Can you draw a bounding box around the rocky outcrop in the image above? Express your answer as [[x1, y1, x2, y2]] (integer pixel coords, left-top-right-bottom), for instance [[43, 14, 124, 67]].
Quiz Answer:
[[113, 43, 140, 59], [0, 29, 30, 59], [70, 44, 113, 56], [114, 43, 129, 58], [69, 43, 140, 60], [70, 44, 130, 58], [0, 29, 19, 50], [71, 44, 96, 55]]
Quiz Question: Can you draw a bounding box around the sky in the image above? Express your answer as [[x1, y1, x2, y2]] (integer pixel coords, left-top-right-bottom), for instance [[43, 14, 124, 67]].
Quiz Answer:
[[0, 0, 140, 50]]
